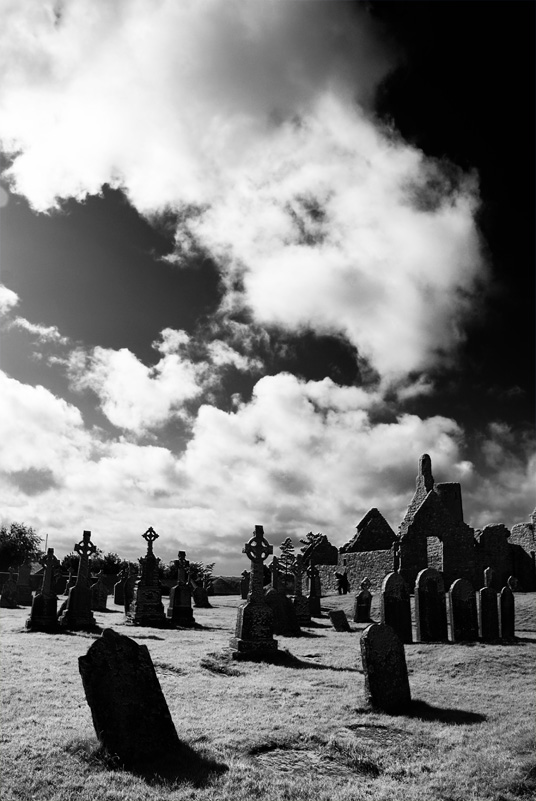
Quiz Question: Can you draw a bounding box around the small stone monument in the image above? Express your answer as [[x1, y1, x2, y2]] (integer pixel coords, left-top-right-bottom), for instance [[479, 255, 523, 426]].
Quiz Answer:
[[479, 585, 499, 641], [58, 531, 98, 630], [26, 549, 60, 632], [380, 572, 412, 643], [448, 578, 478, 642], [191, 573, 211, 608], [414, 567, 448, 642], [264, 556, 300, 636], [329, 609, 351, 632], [230, 525, 278, 658], [167, 551, 195, 627], [499, 585, 515, 641], [127, 527, 166, 627], [240, 570, 250, 600], [307, 562, 322, 617], [354, 578, 373, 623], [123, 564, 138, 615], [91, 570, 108, 612], [360, 623, 411, 713], [292, 554, 311, 625], [64, 570, 76, 596], [113, 568, 128, 605], [0, 568, 18, 608], [16, 560, 33, 606], [78, 628, 181, 767]]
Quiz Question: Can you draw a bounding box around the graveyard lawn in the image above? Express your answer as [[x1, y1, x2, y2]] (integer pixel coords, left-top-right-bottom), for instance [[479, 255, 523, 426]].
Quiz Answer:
[[0, 593, 534, 801]]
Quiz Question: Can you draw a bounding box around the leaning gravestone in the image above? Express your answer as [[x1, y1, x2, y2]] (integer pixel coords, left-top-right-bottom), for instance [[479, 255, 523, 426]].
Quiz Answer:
[[79, 628, 181, 767], [127, 527, 166, 627], [380, 572, 412, 643], [499, 585, 515, 641], [58, 531, 98, 630], [16, 560, 33, 606], [292, 554, 311, 626], [91, 570, 108, 612], [414, 568, 448, 642], [329, 609, 351, 632], [360, 623, 411, 713], [230, 525, 278, 658], [167, 551, 195, 627], [448, 578, 478, 642], [479, 586, 499, 641], [0, 568, 18, 608], [26, 549, 60, 632]]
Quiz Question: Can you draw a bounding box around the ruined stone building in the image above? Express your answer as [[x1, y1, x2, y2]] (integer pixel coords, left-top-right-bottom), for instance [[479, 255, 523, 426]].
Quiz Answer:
[[308, 454, 536, 593]]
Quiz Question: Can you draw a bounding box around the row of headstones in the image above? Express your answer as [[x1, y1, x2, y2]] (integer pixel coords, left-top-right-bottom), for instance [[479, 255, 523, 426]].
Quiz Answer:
[[23, 528, 209, 633]]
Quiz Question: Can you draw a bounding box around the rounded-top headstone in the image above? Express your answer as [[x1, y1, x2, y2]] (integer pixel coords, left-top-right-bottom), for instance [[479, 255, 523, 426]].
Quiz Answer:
[[448, 578, 478, 642]]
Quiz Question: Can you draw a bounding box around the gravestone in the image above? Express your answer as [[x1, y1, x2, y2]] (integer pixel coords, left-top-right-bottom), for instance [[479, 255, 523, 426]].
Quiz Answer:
[[26, 549, 60, 632], [113, 568, 128, 605], [499, 585, 515, 641], [380, 572, 412, 644], [0, 568, 18, 608], [58, 531, 98, 630], [230, 525, 278, 657], [360, 623, 411, 713], [16, 560, 33, 606], [240, 570, 250, 600], [292, 554, 311, 625], [123, 565, 138, 615], [448, 579, 478, 642], [353, 578, 373, 623], [79, 628, 181, 767], [54, 571, 67, 595], [307, 562, 322, 617], [192, 581, 211, 608], [91, 570, 108, 612], [64, 571, 76, 595], [127, 528, 166, 627], [479, 586, 499, 641], [264, 556, 300, 636], [167, 551, 195, 627], [329, 609, 351, 632], [507, 575, 521, 592], [484, 566, 499, 591], [414, 568, 448, 642]]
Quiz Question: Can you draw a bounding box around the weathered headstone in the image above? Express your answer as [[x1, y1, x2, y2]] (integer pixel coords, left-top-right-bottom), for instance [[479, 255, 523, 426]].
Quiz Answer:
[[58, 531, 98, 630], [240, 570, 250, 600], [16, 560, 33, 606], [78, 628, 181, 767], [507, 575, 521, 592], [54, 571, 67, 596], [230, 525, 278, 657], [448, 578, 478, 641], [0, 568, 18, 608], [360, 623, 411, 713], [123, 565, 138, 615], [353, 578, 373, 623], [479, 586, 499, 641], [264, 556, 300, 636], [26, 549, 60, 632], [167, 551, 195, 627], [113, 568, 128, 605], [484, 566, 498, 591], [127, 527, 166, 627], [91, 570, 108, 612], [307, 562, 322, 617], [192, 581, 211, 608], [292, 554, 311, 625], [414, 568, 447, 642], [329, 609, 351, 632], [499, 585, 515, 641], [64, 570, 76, 596], [380, 572, 412, 644]]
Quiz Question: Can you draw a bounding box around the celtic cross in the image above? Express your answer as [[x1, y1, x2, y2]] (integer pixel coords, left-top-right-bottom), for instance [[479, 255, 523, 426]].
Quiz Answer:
[[142, 526, 159, 555], [243, 525, 272, 602], [74, 530, 97, 585]]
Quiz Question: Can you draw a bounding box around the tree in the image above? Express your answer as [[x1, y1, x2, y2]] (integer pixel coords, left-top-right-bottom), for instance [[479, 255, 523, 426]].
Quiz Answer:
[[279, 537, 296, 592], [97, 552, 124, 575], [189, 561, 215, 590], [299, 532, 322, 553], [0, 522, 43, 571]]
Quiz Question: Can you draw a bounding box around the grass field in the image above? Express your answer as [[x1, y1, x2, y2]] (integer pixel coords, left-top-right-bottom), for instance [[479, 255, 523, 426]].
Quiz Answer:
[[1, 592, 535, 801]]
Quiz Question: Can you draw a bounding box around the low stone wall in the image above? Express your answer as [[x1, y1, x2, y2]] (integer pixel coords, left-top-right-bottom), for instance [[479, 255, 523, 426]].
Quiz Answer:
[[318, 549, 394, 594]]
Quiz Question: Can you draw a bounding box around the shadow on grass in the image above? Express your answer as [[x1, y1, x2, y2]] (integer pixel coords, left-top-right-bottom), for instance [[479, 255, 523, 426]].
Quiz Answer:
[[232, 648, 362, 672], [356, 700, 486, 724], [67, 736, 227, 788]]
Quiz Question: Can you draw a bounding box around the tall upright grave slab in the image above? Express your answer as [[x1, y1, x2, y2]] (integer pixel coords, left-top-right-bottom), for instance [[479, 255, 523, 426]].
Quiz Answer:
[[91, 570, 108, 612], [414, 567, 448, 642], [26, 548, 60, 632], [499, 585, 515, 641], [127, 527, 166, 627], [0, 568, 18, 608], [354, 578, 373, 623], [167, 551, 195, 627], [58, 531, 97, 630], [16, 560, 33, 606], [79, 628, 181, 768], [479, 586, 499, 641], [448, 579, 478, 642], [360, 623, 411, 713], [307, 562, 322, 617], [123, 565, 138, 615], [264, 556, 300, 636], [240, 570, 250, 600], [380, 572, 412, 643], [292, 554, 311, 625], [230, 525, 278, 657]]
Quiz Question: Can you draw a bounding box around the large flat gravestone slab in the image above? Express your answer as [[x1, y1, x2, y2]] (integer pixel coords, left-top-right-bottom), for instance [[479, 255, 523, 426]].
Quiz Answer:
[[499, 586, 515, 641], [479, 587, 499, 641], [380, 572, 412, 643], [415, 568, 447, 642], [79, 628, 181, 767], [360, 623, 411, 713], [448, 579, 478, 642], [329, 609, 351, 632]]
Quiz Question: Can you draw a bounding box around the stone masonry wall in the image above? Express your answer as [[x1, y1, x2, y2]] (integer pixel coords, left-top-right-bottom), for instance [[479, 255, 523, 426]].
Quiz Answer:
[[318, 549, 394, 594]]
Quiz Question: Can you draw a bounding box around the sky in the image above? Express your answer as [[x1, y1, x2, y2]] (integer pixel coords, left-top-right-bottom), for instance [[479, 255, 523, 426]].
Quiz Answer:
[[0, 0, 534, 574]]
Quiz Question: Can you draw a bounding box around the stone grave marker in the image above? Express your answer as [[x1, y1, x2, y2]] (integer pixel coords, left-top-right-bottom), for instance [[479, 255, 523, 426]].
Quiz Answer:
[[58, 531, 98, 630], [54, 571, 67, 596], [264, 556, 300, 636], [230, 525, 278, 657], [380, 572, 412, 644], [240, 570, 250, 600], [16, 560, 33, 606], [448, 578, 478, 642], [167, 551, 195, 627], [0, 568, 18, 608], [26, 549, 60, 632], [414, 567, 448, 642], [307, 562, 322, 617], [123, 565, 138, 615], [329, 609, 351, 632], [127, 527, 166, 627], [360, 623, 411, 713], [353, 578, 373, 623], [499, 585, 515, 641], [507, 575, 521, 592], [113, 568, 128, 605], [64, 570, 76, 596], [484, 566, 500, 591], [78, 628, 181, 767], [292, 554, 311, 625], [91, 570, 108, 612], [479, 586, 499, 641]]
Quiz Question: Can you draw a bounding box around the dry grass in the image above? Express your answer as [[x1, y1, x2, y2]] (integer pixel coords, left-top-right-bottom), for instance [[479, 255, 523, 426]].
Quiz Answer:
[[1, 592, 535, 801]]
